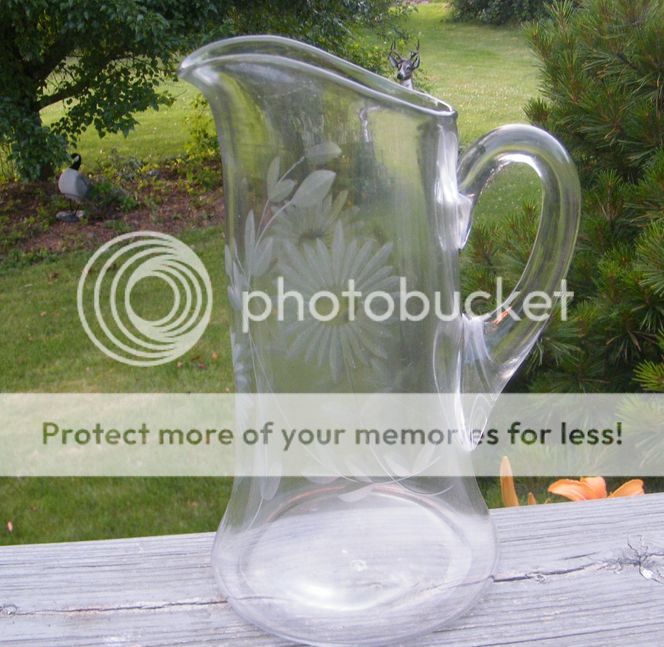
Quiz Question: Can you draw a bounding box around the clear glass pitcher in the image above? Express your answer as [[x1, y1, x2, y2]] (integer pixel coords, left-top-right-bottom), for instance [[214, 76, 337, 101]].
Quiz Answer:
[[179, 36, 580, 645]]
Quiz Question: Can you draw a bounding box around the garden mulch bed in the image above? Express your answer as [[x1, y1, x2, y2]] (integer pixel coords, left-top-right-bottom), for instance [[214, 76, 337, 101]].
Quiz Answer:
[[0, 159, 225, 261]]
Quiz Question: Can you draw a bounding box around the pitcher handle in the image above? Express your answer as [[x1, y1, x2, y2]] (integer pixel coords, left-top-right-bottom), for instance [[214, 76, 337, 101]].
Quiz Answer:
[[458, 124, 581, 393]]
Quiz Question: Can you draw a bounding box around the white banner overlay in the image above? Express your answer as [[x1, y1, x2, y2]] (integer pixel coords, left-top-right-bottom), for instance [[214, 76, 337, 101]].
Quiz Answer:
[[0, 393, 662, 477]]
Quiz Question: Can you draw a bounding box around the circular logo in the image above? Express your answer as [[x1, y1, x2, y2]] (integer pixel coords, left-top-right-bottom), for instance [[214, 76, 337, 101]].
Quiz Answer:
[[77, 232, 213, 367]]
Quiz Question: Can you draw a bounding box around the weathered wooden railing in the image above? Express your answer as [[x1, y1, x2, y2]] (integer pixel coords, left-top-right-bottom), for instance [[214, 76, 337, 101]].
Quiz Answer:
[[1, 493, 663, 645]]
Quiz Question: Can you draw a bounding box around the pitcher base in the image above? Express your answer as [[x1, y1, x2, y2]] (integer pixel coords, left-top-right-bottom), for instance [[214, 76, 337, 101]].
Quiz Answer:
[[212, 482, 496, 645]]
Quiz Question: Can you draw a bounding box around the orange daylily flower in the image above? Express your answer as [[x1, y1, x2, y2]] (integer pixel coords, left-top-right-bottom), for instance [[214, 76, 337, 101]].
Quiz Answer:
[[610, 479, 646, 497], [500, 456, 519, 507], [500, 456, 645, 507], [548, 476, 644, 501], [500, 456, 539, 506]]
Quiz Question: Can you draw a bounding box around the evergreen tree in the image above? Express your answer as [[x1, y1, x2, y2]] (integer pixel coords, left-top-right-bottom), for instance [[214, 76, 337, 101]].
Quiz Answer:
[[464, 0, 664, 392]]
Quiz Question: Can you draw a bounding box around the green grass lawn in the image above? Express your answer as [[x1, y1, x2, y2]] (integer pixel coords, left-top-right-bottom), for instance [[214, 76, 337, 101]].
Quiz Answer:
[[408, 1, 539, 143], [0, 228, 233, 392], [409, 1, 541, 220], [41, 78, 199, 163], [1, 1, 542, 544], [0, 228, 236, 543]]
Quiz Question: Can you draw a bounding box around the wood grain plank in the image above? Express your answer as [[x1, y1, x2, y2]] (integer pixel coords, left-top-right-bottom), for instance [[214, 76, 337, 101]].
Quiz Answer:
[[1, 494, 663, 646]]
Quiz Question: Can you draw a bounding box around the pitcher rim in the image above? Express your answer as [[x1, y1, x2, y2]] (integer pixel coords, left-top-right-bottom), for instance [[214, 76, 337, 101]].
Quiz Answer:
[[178, 35, 457, 120]]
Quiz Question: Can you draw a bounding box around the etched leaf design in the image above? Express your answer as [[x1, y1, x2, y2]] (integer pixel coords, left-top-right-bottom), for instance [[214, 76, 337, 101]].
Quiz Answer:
[[305, 142, 342, 165], [269, 179, 296, 202], [251, 237, 274, 277], [244, 210, 273, 278], [244, 210, 256, 254], [291, 170, 336, 208], [328, 189, 349, 220], [227, 261, 247, 311], [266, 157, 280, 194], [267, 156, 297, 202]]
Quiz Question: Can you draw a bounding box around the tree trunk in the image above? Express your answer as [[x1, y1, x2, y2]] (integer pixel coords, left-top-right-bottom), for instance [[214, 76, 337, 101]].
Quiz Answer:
[[12, 96, 59, 182], [31, 101, 55, 182]]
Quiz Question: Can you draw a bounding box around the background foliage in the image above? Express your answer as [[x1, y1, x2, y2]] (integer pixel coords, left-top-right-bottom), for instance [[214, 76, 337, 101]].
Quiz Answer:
[[464, 0, 664, 392], [0, 0, 410, 181], [451, 0, 554, 25], [2, 0, 662, 546]]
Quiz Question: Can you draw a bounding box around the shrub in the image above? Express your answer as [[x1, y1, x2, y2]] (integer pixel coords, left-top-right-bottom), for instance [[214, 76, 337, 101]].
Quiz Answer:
[[465, 0, 664, 392], [452, 0, 553, 25], [87, 180, 139, 218], [1, 0, 411, 181], [184, 1, 415, 179]]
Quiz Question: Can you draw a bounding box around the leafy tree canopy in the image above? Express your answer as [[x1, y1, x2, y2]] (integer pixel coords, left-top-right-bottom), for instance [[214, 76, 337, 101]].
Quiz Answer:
[[0, 0, 407, 180]]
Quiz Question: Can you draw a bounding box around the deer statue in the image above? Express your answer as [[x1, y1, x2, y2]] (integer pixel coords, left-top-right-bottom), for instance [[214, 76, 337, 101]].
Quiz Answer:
[[388, 40, 420, 90]]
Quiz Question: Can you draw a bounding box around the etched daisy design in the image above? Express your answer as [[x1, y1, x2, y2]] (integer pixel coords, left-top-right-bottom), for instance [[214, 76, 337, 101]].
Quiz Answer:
[[279, 223, 400, 383], [271, 189, 350, 251]]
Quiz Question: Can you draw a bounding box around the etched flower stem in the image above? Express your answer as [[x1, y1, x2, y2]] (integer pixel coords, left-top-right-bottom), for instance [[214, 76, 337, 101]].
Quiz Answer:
[[257, 155, 305, 245]]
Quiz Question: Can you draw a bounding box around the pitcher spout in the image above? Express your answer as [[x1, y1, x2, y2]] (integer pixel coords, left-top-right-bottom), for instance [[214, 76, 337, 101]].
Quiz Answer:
[[178, 35, 456, 120]]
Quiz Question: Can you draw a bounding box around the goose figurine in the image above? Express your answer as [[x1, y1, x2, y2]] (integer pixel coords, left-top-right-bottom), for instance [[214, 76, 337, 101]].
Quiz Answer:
[[56, 153, 91, 222]]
